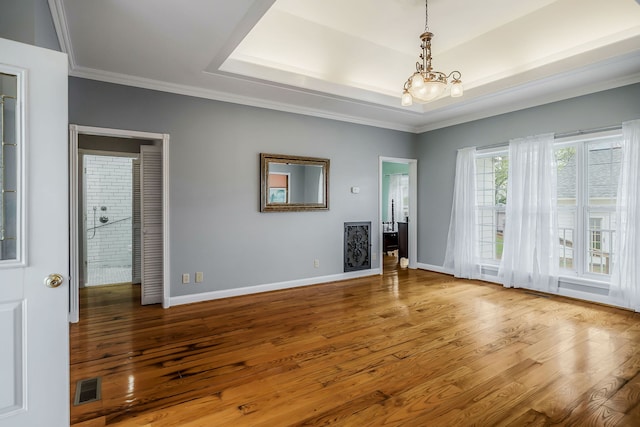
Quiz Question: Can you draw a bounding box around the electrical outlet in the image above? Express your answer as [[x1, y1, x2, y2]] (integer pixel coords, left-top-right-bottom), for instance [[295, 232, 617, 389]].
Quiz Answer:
[[314, 259, 320, 268], [372, 252, 377, 261], [195, 272, 204, 283], [182, 273, 190, 284]]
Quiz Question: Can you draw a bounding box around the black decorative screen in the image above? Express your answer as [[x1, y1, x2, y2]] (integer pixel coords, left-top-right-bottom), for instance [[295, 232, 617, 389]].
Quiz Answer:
[[344, 222, 371, 272]]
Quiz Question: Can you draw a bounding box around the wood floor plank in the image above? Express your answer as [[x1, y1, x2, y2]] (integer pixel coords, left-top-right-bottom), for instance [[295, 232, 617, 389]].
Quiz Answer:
[[604, 372, 640, 414], [564, 404, 625, 426], [70, 261, 640, 426], [496, 340, 637, 425]]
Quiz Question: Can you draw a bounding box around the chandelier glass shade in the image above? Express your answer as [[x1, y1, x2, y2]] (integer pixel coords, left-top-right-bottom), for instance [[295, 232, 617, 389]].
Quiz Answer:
[[401, 2, 463, 106]]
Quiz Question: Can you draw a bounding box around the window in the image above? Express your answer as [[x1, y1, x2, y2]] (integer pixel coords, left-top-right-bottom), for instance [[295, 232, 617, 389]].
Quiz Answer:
[[556, 146, 576, 270], [555, 133, 622, 277], [1, 73, 19, 261], [587, 138, 620, 275], [476, 152, 508, 263], [589, 218, 602, 251], [473, 130, 622, 282]]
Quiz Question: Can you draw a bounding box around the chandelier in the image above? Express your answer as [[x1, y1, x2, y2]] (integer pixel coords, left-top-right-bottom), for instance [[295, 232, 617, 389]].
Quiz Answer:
[[401, 0, 463, 106]]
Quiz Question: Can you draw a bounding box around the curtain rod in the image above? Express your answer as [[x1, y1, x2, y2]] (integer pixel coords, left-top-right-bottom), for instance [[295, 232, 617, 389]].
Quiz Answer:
[[479, 124, 622, 151]]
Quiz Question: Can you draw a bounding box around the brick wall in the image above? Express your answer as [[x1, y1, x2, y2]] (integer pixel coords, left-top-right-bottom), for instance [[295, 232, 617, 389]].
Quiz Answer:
[[85, 155, 133, 285]]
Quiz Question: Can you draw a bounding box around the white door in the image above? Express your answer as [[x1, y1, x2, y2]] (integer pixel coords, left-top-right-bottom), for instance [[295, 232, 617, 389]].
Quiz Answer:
[[0, 38, 69, 426], [140, 145, 163, 305]]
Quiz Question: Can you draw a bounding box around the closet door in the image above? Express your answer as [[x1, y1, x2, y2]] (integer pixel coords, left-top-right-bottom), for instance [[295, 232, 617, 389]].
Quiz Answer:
[[131, 159, 141, 284], [140, 146, 163, 305]]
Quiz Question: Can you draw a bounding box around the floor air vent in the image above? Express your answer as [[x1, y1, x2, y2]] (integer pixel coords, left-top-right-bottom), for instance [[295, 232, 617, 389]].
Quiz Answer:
[[74, 377, 102, 405]]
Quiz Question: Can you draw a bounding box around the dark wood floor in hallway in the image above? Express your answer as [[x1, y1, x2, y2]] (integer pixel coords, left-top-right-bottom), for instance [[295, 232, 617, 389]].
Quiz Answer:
[[70, 259, 640, 426]]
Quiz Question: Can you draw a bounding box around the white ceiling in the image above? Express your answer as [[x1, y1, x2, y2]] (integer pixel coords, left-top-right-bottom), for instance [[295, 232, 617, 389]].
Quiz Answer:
[[49, 0, 640, 133]]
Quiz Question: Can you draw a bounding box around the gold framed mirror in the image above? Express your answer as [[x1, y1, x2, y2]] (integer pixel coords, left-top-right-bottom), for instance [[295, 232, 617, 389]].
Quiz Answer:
[[260, 153, 329, 212]]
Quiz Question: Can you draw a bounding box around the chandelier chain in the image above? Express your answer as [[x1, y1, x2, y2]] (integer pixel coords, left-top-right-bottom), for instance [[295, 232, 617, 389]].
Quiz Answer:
[[424, 0, 429, 32]]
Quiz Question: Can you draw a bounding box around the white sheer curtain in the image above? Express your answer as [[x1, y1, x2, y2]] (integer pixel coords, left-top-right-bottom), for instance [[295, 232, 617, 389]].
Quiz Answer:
[[498, 133, 559, 291], [388, 174, 408, 224], [444, 147, 480, 279], [610, 119, 640, 311]]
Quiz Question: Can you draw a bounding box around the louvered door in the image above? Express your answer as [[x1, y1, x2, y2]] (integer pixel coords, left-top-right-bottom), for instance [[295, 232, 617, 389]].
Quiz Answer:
[[140, 146, 163, 305], [131, 159, 141, 284]]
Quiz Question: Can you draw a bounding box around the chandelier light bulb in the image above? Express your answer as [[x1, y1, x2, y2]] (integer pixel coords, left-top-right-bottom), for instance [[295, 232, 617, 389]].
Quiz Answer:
[[423, 81, 446, 101], [451, 80, 464, 97], [417, 85, 428, 97], [401, 91, 413, 106], [411, 73, 425, 89]]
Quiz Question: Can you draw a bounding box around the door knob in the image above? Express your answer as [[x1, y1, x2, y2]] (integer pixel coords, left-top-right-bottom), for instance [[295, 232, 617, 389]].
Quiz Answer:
[[44, 273, 64, 288]]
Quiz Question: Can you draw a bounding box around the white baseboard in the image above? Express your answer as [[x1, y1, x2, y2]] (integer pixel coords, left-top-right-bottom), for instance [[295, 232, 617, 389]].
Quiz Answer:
[[556, 287, 616, 307], [416, 263, 452, 275], [479, 275, 502, 284], [168, 264, 634, 313], [416, 263, 502, 284], [168, 268, 381, 307]]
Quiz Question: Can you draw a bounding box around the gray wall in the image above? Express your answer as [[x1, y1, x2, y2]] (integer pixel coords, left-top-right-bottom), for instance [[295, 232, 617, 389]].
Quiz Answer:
[[417, 83, 640, 267], [69, 77, 415, 296], [0, 0, 61, 51], [303, 165, 323, 203]]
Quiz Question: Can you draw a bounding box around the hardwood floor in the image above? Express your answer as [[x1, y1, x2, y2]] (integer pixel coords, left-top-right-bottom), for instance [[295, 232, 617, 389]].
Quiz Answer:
[[70, 259, 640, 426]]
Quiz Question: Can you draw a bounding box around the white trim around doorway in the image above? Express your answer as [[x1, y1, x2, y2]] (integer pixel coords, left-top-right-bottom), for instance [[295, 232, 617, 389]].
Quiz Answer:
[[68, 125, 171, 323]]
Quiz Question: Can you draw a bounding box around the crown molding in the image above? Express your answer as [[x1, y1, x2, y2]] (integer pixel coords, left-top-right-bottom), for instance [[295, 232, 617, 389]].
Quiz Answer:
[[67, 61, 640, 135], [48, 0, 76, 68], [68, 66, 419, 133]]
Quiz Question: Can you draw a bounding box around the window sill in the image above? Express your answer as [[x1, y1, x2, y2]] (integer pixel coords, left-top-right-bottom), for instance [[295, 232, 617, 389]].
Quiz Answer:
[[558, 273, 610, 290], [477, 263, 611, 295]]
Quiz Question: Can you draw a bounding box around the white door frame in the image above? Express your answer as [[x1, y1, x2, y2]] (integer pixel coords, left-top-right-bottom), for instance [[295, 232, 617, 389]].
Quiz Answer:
[[69, 125, 171, 322], [379, 157, 418, 271]]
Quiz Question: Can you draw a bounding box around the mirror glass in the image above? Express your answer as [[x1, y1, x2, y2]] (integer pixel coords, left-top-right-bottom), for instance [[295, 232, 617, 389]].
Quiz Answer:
[[260, 153, 329, 212], [1, 72, 18, 261]]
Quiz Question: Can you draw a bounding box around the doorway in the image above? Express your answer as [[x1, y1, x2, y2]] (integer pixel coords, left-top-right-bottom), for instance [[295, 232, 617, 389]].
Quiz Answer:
[[379, 157, 417, 272], [69, 125, 171, 323], [80, 151, 138, 287]]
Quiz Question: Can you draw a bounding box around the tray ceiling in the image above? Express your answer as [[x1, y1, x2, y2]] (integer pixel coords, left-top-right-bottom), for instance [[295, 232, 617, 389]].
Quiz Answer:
[[50, 0, 640, 132]]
